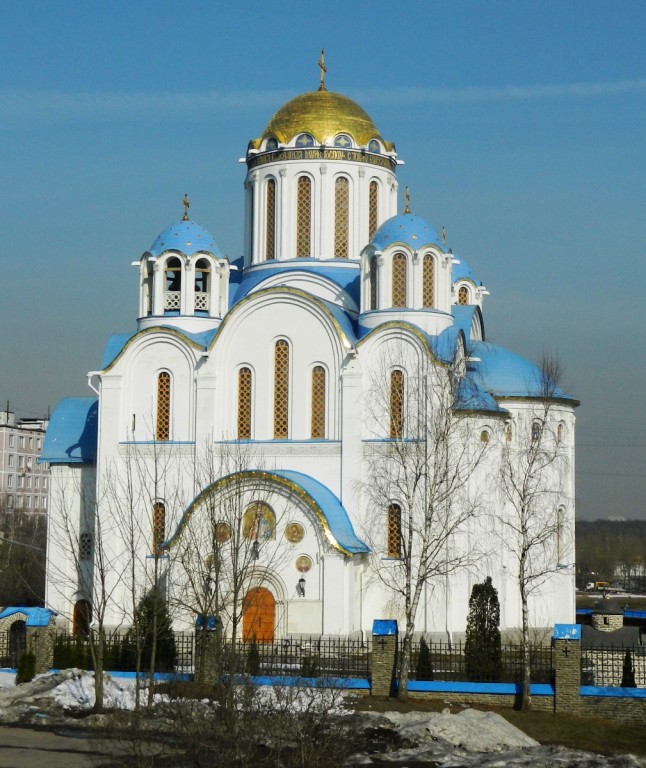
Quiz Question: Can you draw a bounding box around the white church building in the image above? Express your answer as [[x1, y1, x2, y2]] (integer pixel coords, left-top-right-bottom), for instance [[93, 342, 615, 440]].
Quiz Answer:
[[43, 76, 577, 642]]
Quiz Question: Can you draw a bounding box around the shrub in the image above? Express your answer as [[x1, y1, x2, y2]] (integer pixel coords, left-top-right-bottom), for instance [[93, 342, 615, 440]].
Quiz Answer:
[[621, 649, 636, 688], [16, 651, 36, 684], [415, 636, 433, 681], [125, 590, 177, 673], [246, 637, 260, 675], [464, 576, 502, 682]]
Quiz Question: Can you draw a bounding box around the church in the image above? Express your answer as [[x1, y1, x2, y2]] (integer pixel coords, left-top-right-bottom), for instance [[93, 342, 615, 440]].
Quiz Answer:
[[43, 64, 577, 643]]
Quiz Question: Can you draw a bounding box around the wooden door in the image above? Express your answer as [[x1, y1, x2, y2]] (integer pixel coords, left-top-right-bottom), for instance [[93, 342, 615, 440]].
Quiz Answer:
[[242, 587, 275, 642]]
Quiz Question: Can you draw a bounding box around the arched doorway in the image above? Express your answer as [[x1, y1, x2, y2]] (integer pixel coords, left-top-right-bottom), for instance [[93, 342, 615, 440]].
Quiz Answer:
[[73, 599, 92, 636], [8, 620, 26, 667], [242, 587, 275, 642]]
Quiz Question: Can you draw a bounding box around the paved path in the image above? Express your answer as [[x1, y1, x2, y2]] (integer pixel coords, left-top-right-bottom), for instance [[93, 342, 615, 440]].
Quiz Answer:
[[0, 726, 114, 767]]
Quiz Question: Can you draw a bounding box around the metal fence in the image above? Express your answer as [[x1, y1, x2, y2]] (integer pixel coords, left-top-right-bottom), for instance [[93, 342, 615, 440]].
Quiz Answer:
[[0, 627, 26, 668], [405, 640, 554, 684], [581, 645, 646, 687]]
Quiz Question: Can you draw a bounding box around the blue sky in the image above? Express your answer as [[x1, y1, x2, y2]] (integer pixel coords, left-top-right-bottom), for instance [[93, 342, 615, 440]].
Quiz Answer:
[[1, 1, 644, 520]]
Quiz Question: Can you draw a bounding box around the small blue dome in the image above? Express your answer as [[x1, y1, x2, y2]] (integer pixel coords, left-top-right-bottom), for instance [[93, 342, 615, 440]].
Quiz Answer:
[[452, 255, 480, 285], [370, 214, 442, 250], [148, 219, 224, 258]]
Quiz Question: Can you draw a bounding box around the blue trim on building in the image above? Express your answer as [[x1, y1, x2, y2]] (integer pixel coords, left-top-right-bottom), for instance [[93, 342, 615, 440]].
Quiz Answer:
[[244, 675, 370, 689], [580, 685, 646, 698], [406, 681, 554, 695]]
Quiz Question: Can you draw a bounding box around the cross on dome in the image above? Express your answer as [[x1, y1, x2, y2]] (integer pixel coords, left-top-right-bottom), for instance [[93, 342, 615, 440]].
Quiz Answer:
[[317, 49, 327, 92]]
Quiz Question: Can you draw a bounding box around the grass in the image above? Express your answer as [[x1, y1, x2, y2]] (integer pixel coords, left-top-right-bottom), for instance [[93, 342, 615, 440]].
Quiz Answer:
[[352, 695, 646, 757]]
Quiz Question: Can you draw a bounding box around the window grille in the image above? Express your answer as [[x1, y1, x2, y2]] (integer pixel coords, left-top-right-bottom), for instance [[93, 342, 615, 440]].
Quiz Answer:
[[423, 254, 435, 308], [458, 285, 469, 305], [296, 176, 311, 257], [390, 370, 404, 438], [387, 503, 402, 558], [369, 181, 378, 240], [274, 340, 289, 438], [334, 176, 349, 258], [265, 179, 276, 260], [152, 502, 166, 555], [79, 532, 92, 561], [194, 258, 210, 311], [311, 366, 326, 439], [369, 255, 378, 310], [392, 253, 407, 307], [156, 372, 171, 441], [238, 367, 252, 439]]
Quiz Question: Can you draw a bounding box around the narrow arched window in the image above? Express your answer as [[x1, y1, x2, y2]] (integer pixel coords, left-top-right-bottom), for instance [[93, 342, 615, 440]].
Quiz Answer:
[[392, 253, 407, 307], [458, 285, 469, 305], [311, 366, 326, 439], [557, 423, 564, 444], [423, 254, 435, 308], [369, 255, 378, 310], [369, 181, 378, 240], [387, 503, 402, 558], [390, 369, 404, 438], [156, 372, 171, 441], [296, 176, 312, 258], [531, 421, 541, 441], [164, 257, 182, 310], [238, 367, 252, 439], [265, 179, 276, 260], [556, 507, 565, 563], [79, 532, 92, 561], [194, 258, 210, 311], [274, 340, 289, 438], [152, 502, 166, 556], [334, 177, 349, 258]]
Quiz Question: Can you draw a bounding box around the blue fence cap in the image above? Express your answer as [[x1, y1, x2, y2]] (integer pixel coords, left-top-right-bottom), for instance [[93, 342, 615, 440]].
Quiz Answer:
[[372, 619, 398, 636], [553, 623, 581, 640]]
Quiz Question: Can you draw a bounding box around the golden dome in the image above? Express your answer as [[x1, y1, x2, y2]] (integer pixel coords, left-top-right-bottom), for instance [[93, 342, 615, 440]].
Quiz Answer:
[[257, 90, 390, 148]]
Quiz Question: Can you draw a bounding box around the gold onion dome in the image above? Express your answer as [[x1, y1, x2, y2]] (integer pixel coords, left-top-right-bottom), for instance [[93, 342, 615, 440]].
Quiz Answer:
[[255, 90, 392, 150]]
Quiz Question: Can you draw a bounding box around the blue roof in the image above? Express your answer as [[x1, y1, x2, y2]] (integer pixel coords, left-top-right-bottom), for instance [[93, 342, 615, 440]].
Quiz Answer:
[[100, 332, 136, 369], [469, 341, 576, 401], [100, 327, 218, 370], [40, 397, 98, 464], [452, 305, 484, 342], [0, 607, 56, 627], [148, 219, 224, 258], [370, 213, 442, 250], [452, 255, 480, 285], [454, 375, 506, 414], [430, 326, 462, 364], [231, 260, 361, 308]]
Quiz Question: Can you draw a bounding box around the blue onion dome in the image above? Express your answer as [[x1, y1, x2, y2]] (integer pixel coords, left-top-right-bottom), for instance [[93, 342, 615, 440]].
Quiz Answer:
[[370, 213, 442, 251], [148, 219, 224, 258]]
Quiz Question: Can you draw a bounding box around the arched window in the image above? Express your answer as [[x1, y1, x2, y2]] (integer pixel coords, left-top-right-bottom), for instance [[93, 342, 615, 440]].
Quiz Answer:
[[423, 254, 435, 308], [392, 253, 407, 307], [238, 367, 252, 439], [369, 181, 378, 241], [531, 421, 542, 441], [480, 429, 490, 443], [243, 502, 276, 540], [79, 532, 92, 561], [368, 139, 381, 154], [295, 133, 314, 148], [311, 366, 326, 439], [390, 369, 404, 438], [156, 372, 171, 441], [458, 285, 469, 305], [387, 503, 402, 558], [194, 258, 210, 311], [274, 340, 289, 438], [334, 176, 349, 258], [369, 255, 378, 310], [296, 176, 312, 257], [265, 179, 276, 260], [556, 507, 565, 563], [557, 422, 565, 444], [164, 257, 182, 310], [152, 502, 165, 555]]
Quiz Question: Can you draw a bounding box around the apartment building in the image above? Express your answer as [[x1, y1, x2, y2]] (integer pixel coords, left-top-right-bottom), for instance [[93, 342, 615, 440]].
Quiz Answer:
[[0, 410, 49, 513]]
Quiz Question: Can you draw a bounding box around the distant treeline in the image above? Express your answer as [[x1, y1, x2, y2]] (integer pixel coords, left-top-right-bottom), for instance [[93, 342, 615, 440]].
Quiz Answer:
[[577, 519, 646, 591]]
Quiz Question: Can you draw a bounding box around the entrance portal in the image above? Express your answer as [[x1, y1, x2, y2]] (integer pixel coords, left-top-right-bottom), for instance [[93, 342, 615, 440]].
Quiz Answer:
[[242, 587, 275, 642]]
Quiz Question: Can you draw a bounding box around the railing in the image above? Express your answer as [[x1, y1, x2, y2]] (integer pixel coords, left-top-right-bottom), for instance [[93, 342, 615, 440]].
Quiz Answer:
[[194, 292, 209, 311], [164, 291, 180, 310], [581, 645, 646, 687], [404, 640, 554, 684]]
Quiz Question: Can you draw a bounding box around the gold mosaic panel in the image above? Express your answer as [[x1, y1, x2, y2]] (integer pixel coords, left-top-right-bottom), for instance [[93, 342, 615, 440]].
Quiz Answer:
[[334, 176, 349, 258], [296, 176, 311, 257], [156, 372, 171, 441], [152, 502, 166, 556], [390, 369, 404, 438], [369, 181, 378, 240], [243, 502, 276, 540], [265, 179, 276, 260], [392, 253, 407, 307], [311, 365, 326, 439], [458, 285, 469, 305], [274, 340, 289, 438], [423, 255, 435, 308], [387, 503, 401, 558], [238, 367, 252, 439]]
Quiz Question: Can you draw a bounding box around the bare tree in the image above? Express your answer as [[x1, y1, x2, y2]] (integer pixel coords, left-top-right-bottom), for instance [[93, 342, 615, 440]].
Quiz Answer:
[[498, 353, 573, 710], [361, 341, 492, 698], [0, 499, 46, 606]]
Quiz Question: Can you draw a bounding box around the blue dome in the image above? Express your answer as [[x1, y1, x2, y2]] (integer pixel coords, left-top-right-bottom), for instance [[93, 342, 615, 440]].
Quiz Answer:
[[148, 219, 224, 258], [370, 214, 442, 250], [452, 255, 480, 285]]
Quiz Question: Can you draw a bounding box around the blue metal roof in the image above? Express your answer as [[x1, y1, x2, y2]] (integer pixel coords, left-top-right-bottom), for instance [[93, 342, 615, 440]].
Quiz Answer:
[[100, 327, 218, 370], [100, 332, 136, 369], [148, 219, 224, 258], [452, 255, 480, 285], [0, 607, 57, 627], [430, 326, 462, 364], [454, 375, 506, 414], [451, 305, 484, 342], [40, 397, 98, 464], [370, 213, 442, 250]]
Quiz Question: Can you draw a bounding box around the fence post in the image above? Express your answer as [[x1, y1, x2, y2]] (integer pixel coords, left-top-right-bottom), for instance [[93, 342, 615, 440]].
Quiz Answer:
[[371, 619, 398, 697], [194, 615, 220, 685], [553, 623, 581, 715], [27, 625, 54, 674]]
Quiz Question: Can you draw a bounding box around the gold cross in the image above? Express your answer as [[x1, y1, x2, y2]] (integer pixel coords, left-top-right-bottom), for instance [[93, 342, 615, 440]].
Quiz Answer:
[[404, 186, 411, 214], [441, 226, 446, 244], [182, 194, 190, 221], [318, 49, 327, 91]]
